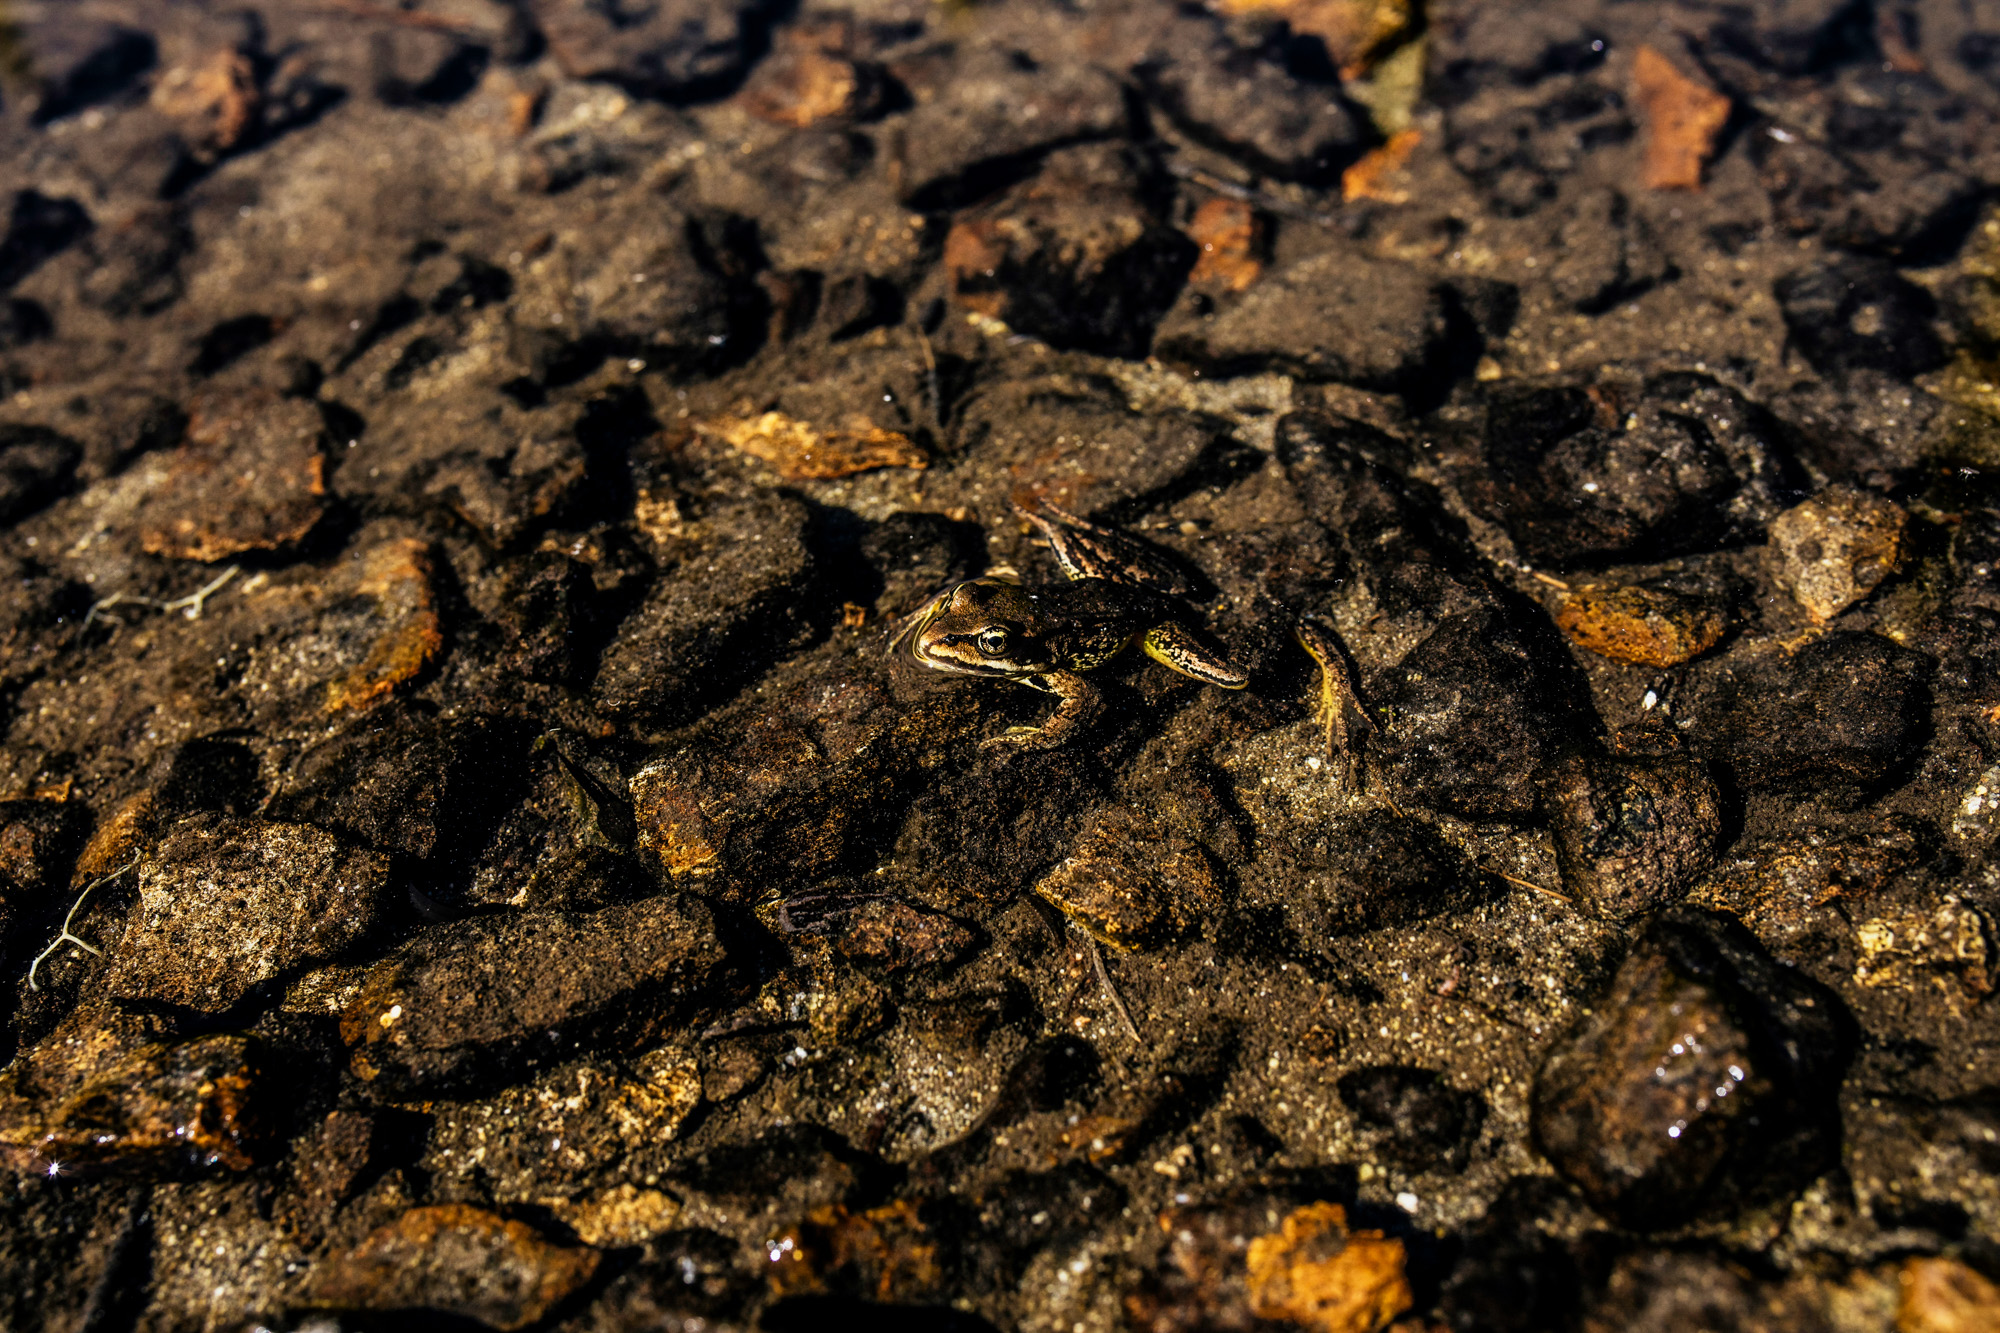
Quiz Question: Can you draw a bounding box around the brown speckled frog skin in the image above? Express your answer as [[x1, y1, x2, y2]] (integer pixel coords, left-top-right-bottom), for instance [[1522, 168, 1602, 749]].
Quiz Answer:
[[890, 502, 1247, 749]]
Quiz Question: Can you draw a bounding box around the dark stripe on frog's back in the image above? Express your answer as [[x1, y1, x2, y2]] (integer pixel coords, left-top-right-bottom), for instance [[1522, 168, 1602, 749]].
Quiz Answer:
[[1033, 578, 1179, 671]]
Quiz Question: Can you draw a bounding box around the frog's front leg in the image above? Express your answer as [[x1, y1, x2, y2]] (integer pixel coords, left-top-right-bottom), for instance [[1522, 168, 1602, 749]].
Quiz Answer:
[[981, 670, 1100, 750], [1143, 623, 1249, 689]]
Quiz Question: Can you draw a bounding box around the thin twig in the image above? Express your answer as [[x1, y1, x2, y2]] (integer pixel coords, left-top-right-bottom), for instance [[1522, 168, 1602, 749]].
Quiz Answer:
[[26, 859, 138, 992], [1084, 935, 1141, 1045], [83, 566, 240, 631], [1494, 869, 1572, 906]]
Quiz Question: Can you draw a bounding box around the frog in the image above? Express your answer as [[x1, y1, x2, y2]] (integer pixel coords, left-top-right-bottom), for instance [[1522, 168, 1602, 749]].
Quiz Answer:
[[889, 498, 1248, 749]]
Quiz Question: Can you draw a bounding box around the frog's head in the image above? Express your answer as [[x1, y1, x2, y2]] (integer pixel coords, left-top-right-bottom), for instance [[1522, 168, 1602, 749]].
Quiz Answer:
[[889, 577, 1055, 679]]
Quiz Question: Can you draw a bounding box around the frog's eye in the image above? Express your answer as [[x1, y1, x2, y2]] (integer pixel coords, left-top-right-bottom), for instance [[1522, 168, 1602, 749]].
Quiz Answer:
[[976, 627, 1010, 657]]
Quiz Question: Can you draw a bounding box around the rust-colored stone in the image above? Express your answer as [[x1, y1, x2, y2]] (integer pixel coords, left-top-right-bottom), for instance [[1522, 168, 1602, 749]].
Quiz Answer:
[[1632, 45, 1731, 190], [325, 539, 443, 712], [1899, 1256, 2000, 1333], [139, 394, 329, 563], [151, 48, 261, 157], [1244, 1202, 1413, 1333], [1186, 198, 1265, 293], [307, 1203, 600, 1331], [707, 410, 927, 481], [1342, 128, 1421, 204], [1553, 583, 1726, 667], [1033, 808, 1225, 950]]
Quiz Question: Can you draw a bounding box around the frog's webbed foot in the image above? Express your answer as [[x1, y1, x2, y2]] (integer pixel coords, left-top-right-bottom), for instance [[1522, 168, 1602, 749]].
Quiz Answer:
[[1143, 623, 1249, 690], [980, 670, 1100, 751], [1294, 613, 1374, 787], [1013, 497, 1195, 596]]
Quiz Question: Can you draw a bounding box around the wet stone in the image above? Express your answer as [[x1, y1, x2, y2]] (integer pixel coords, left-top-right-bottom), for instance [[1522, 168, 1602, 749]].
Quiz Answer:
[[1282, 808, 1489, 937], [269, 710, 520, 864], [1844, 1088, 2000, 1248], [0, 1034, 265, 1178], [338, 894, 726, 1097], [1553, 580, 1728, 668], [859, 510, 984, 618], [104, 814, 391, 1014], [943, 144, 1195, 359], [1032, 807, 1226, 951], [529, 0, 758, 101], [0, 798, 83, 982], [306, 1202, 601, 1332], [1335, 1066, 1487, 1173], [467, 739, 646, 912], [594, 496, 817, 725], [424, 1050, 702, 1204], [1137, 11, 1370, 182], [1546, 745, 1723, 923], [1769, 484, 1909, 624], [889, 45, 1128, 210], [1549, 189, 1672, 313], [1899, 1256, 2000, 1332], [495, 552, 601, 685], [1156, 248, 1453, 393], [1371, 610, 1574, 822], [0, 424, 81, 526], [1694, 631, 1933, 802], [1774, 255, 1947, 378], [1529, 910, 1850, 1229], [571, 1228, 753, 1332], [134, 393, 329, 563], [1128, 1192, 1412, 1333], [421, 417, 591, 551], [1465, 380, 1776, 568], [277, 1108, 390, 1245], [771, 888, 981, 974]]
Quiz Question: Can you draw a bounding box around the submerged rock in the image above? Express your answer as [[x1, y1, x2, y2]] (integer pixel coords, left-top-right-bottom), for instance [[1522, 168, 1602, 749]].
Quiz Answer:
[[1530, 910, 1849, 1229]]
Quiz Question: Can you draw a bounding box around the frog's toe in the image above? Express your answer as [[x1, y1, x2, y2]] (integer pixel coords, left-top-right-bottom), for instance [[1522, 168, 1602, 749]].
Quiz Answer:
[[1143, 624, 1249, 689]]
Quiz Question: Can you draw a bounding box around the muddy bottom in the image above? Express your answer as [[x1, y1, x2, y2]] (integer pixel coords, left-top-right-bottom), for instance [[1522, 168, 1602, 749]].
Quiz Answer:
[[2, 0, 2000, 1329]]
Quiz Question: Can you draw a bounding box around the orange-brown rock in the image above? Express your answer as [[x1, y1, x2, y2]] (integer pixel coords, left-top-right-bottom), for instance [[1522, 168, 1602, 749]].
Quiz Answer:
[[1632, 45, 1731, 190], [307, 1204, 600, 1331], [1186, 197, 1265, 293], [325, 538, 444, 712], [1899, 1256, 2000, 1333], [707, 410, 926, 481], [1245, 1203, 1414, 1333], [138, 393, 329, 562], [1553, 583, 1726, 667]]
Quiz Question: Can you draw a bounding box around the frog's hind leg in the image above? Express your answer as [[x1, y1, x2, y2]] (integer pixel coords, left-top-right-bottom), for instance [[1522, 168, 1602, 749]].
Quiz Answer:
[[1144, 624, 1249, 689], [1014, 498, 1195, 596]]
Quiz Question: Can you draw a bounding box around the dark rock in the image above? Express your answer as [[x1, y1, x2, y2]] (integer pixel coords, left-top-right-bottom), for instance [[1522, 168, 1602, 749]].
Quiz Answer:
[[1433, 1178, 1591, 1333], [76, 204, 190, 316], [1530, 910, 1850, 1229], [278, 1108, 390, 1244], [1577, 1250, 1824, 1333], [467, 738, 646, 911], [1843, 1087, 2000, 1245], [1547, 744, 1723, 923], [306, 1203, 601, 1331], [1287, 809, 1490, 937], [1157, 249, 1454, 393], [1336, 1065, 1487, 1172], [1275, 410, 1504, 638], [1445, 80, 1633, 216], [0, 298, 51, 349], [0, 1034, 266, 1177], [1774, 256, 1947, 378], [953, 374, 1228, 519], [1432, 5, 1608, 97], [370, 28, 489, 106], [1687, 816, 1928, 963], [530, 0, 760, 102], [1711, 0, 1873, 74], [104, 815, 391, 1014], [1372, 611, 1576, 821], [1137, 12, 1369, 182], [573, 1229, 754, 1332], [133, 393, 329, 563], [860, 511, 984, 618], [421, 414, 592, 550], [338, 894, 726, 1096], [1695, 631, 1933, 801], [889, 45, 1128, 209], [269, 711, 522, 865], [1466, 383, 1755, 567], [15, 19, 156, 123], [0, 799, 84, 983], [1548, 189, 1672, 313], [942, 144, 1195, 359], [0, 424, 81, 526], [595, 496, 817, 724], [0, 191, 91, 293], [512, 201, 753, 377], [496, 553, 602, 684]]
